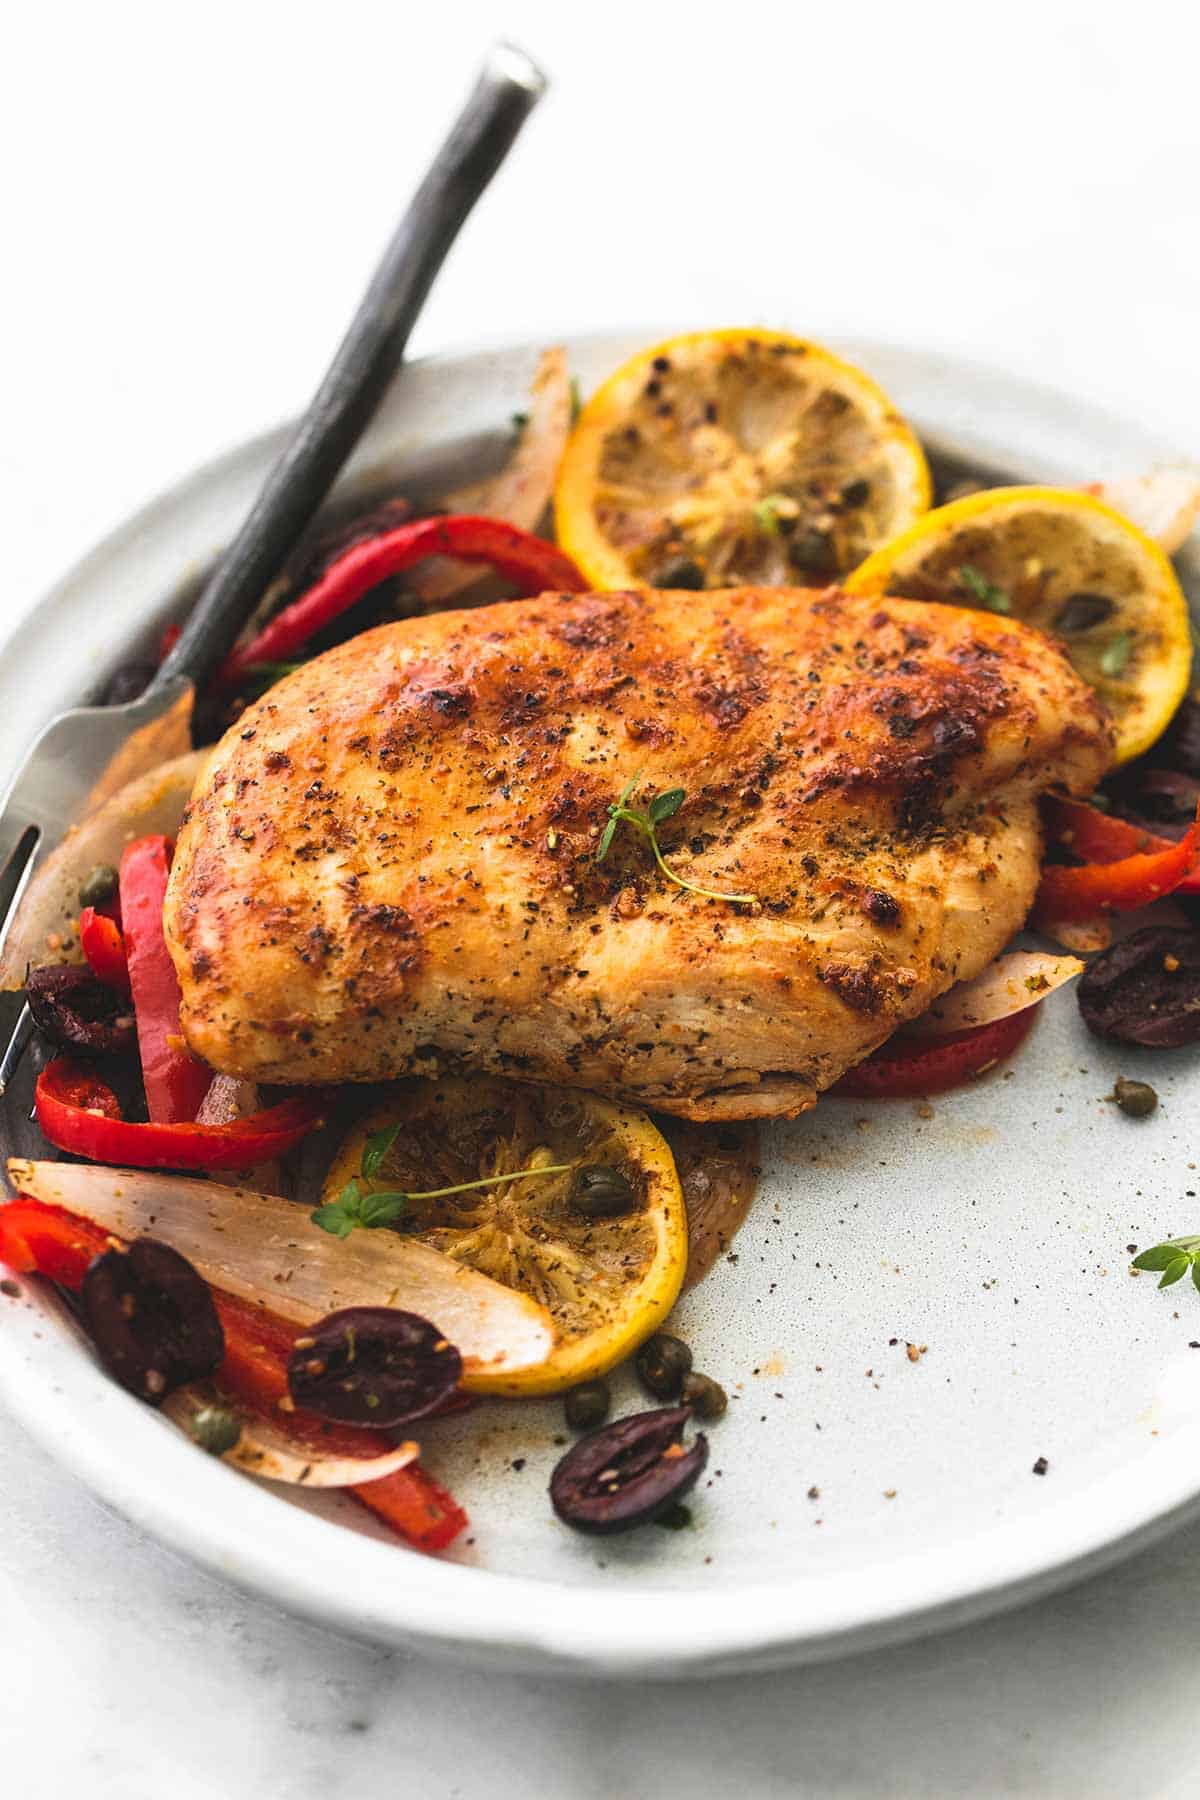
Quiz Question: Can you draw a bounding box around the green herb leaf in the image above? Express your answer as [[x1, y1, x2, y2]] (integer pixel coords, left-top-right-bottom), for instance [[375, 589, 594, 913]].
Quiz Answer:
[[649, 787, 685, 824], [362, 1121, 402, 1180], [1132, 1236, 1200, 1299], [1100, 630, 1135, 678], [1132, 1243, 1186, 1272], [358, 1189, 410, 1229], [957, 564, 1011, 614], [598, 771, 756, 906], [311, 1176, 409, 1236], [310, 1179, 365, 1239], [312, 1146, 572, 1239], [614, 772, 641, 810]]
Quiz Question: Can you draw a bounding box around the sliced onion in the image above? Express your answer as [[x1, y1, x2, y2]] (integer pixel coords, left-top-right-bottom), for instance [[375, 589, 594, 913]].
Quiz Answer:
[[0, 749, 206, 990], [195, 1074, 261, 1125], [406, 346, 571, 606], [195, 1073, 283, 1187], [163, 1381, 418, 1487], [7, 1159, 554, 1379], [902, 951, 1084, 1037], [1083, 469, 1200, 555], [1040, 915, 1113, 954]]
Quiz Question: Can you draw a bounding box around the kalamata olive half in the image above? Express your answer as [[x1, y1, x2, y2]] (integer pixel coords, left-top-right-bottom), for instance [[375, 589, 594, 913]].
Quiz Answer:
[[80, 1238, 225, 1403], [286, 1307, 462, 1428], [1078, 927, 1200, 1048], [549, 1406, 708, 1535], [25, 964, 135, 1056]]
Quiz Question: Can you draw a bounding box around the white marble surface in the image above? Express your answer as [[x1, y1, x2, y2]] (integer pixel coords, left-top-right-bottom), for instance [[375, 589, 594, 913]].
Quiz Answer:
[[3, 1, 1200, 1792]]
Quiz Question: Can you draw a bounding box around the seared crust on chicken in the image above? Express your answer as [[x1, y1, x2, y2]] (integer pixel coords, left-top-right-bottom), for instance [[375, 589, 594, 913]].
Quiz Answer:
[[165, 586, 1112, 1118]]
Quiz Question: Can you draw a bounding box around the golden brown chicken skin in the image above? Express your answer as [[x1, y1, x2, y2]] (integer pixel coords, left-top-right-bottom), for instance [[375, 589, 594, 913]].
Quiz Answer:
[[165, 586, 1112, 1119]]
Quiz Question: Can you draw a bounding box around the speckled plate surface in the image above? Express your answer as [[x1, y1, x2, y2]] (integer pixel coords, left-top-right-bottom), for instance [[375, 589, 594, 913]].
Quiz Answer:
[[1, 334, 1198, 1678]]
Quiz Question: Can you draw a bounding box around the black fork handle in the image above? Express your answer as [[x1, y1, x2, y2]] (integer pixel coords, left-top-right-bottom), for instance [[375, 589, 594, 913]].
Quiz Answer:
[[153, 42, 546, 695]]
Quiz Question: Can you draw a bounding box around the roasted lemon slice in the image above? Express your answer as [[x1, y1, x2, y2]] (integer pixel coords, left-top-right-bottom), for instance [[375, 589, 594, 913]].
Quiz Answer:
[[847, 486, 1193, 763], [554, 328, 931, 589], [321, 1078, 687, 1397]]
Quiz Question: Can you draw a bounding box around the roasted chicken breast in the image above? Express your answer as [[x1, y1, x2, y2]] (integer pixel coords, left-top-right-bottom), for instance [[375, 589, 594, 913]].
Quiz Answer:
[[165, 585, 1112, 1119]]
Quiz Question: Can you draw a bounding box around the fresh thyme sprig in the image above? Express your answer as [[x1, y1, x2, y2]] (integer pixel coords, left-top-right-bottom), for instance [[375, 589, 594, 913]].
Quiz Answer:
[[596, 773, 757, 906], [1131, 1235, 1200, 1292], [310, 1120, 574, 1239]]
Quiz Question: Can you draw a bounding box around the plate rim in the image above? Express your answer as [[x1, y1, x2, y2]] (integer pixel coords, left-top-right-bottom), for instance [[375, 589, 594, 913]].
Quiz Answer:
[[2, 327, 1198, 1678]]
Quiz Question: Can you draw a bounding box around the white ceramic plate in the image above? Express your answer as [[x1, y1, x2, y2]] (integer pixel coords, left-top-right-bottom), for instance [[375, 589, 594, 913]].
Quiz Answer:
[[2, 333, 1199, 1679]]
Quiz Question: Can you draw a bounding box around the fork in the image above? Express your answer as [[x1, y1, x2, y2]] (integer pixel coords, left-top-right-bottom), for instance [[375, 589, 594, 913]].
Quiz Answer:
[[0, 41, 546, 1092]]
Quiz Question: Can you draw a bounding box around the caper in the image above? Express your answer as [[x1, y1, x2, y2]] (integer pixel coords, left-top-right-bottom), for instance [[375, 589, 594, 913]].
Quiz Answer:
[[682, 1370, 728, 1420], [79, 863, 118, 909], [564, 1378, 611, 1432], [571, 1164, 638, 1219], [636, 1331, 693, 1400], [658, 557, 705, 590], [1112, 1076, 1158, 1119], [839, 477, 871, 509], [787, 528, 835, 575], [190, 1404, 242, 1457], [1053, 591, 1115, 635]]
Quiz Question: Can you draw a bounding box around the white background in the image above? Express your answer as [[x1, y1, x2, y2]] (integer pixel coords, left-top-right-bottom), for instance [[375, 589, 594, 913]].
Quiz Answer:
[[3, 2, 1200, 1794]]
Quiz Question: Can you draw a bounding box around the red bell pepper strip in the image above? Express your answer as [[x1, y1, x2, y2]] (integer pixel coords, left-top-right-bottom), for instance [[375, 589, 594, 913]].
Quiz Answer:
[[833, 1007, 1037, 1099], [0, 1196, 115, 1285], [79, 906, 131, 992], [0, 1197, 468, 1553], [1045, 797, 1200, 898], [205, 1288, 406, 1460], [354, 1460, 468, 1551], [38, 1059, 125, 1121], [119, 836, 211, 1122], [1035, 805, 1200, 922], [35, 1057, 323, 1169], [218, 514, 587, 688], [1045, 797, 1175, 862]]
